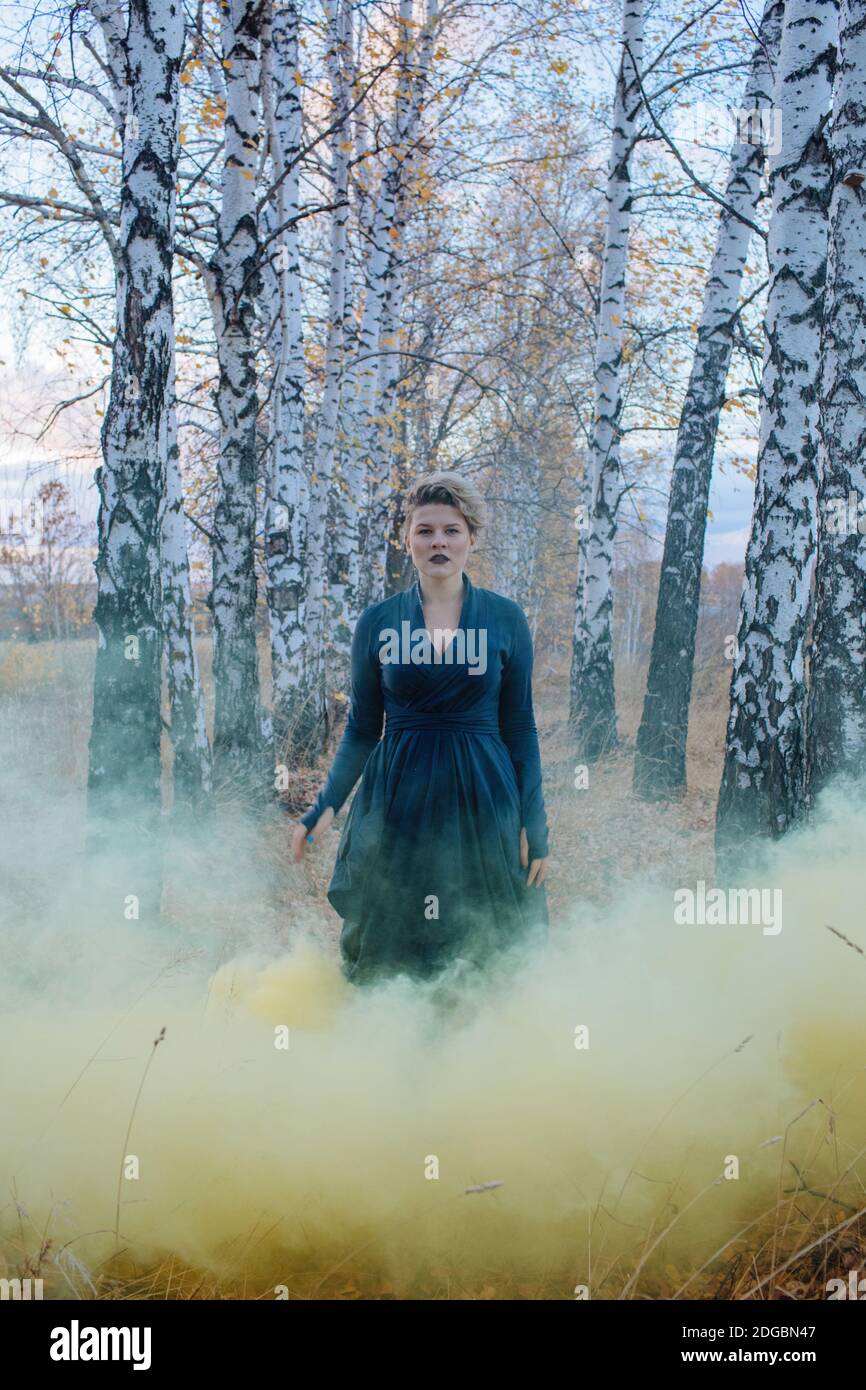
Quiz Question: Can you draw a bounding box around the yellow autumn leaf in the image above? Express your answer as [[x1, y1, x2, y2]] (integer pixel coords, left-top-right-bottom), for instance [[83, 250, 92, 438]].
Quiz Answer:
[[550, 58, 568, 75]]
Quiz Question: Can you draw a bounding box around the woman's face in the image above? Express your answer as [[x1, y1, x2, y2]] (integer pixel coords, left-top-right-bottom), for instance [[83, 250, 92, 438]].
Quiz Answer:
[[406, 503, 474, 581]]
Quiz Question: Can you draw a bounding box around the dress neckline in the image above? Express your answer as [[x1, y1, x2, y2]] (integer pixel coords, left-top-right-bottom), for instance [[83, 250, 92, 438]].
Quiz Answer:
[[411, 571, 472, 658]]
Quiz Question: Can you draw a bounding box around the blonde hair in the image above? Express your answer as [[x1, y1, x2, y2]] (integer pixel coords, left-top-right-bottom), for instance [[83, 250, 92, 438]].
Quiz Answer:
[[401, 470, 487, 544]]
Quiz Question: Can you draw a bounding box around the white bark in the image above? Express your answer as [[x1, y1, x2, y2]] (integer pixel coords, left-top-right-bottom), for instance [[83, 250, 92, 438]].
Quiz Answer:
[[807, 0, 866, 797], [717, 0, 837, 855], [329, 0, 439, 651], [261, 0, 309, 751], [161, 336, 213, 816], [360, 0, 439, 611], [85, 0, 212, 822], [297, 0, 352, 756], [209, 0, 266, 799], [87, 0, 184, 906], [568, 0, 644, 761]]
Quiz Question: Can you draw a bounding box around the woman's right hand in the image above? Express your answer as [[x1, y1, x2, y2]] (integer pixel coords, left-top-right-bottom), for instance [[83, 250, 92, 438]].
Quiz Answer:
[[291, 806, 335, 863]]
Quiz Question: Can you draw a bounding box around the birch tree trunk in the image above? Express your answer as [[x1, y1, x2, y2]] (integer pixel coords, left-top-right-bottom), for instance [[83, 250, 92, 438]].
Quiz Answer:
[[261, 0, 308, 756], [209, 0, 267, 802], [329, 0, 438, 656], [294, 0, 351, 758], [161, 338, 213, 818], [90, 0, 213, 824], [360, 0, 440, 613], [805, 0, 866, 801], [716, 0, 837, 862], [567, 0, 643, 762], [365, 244, 406, 600], [87, 0, 184, 920], [328, 2, 413, 653], [633, 0, 783, 800]]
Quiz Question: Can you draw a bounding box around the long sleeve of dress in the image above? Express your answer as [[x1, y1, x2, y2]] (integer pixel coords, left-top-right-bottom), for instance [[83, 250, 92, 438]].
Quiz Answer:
[[498, 603, 550, 861], [299, 607, 384, 831]]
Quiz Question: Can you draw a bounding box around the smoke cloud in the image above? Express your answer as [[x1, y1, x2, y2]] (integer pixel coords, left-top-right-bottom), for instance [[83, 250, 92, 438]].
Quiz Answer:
[[2, 693, 865, 1299]]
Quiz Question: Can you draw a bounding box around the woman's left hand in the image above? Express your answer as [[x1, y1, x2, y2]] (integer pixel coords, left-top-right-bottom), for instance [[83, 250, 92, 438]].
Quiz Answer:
[[519, 827, 549, 887]]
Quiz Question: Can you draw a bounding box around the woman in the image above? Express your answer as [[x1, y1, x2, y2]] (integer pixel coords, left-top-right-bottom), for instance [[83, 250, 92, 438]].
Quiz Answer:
[[292, 471, 550, 985]]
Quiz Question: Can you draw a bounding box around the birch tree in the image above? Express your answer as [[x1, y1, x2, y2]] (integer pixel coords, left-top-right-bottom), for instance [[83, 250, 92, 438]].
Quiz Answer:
[[161, 338, 213, 817], [328, 0, 439, 658], [261, 0, 308, 753], [568, 0, 644, 763], [716, 0, 837, 857], [209, 0, 267, 801], [291, 0, 352, 759], [87, 0, 184, 903], [633, 0, 783, 800], [805, 0, 866, 801], [359, 0, 439, 612], [0, 1, 212, 827]]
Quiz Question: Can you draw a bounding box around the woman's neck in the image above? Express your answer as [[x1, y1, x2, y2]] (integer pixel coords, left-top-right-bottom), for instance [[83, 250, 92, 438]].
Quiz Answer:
[[417, 571, 466, 606]]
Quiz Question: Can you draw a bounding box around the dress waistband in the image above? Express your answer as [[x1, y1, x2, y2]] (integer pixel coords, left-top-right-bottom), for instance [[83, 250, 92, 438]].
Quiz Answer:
[[384, 709, 500, 735]]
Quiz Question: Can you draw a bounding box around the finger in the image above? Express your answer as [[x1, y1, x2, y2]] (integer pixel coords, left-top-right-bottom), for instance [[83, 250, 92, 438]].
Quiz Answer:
[[528, 859, 548, 887]]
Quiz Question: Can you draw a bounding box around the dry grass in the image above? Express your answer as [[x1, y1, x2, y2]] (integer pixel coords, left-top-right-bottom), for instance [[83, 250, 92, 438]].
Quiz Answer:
[[7, 1171, 864, 1301]]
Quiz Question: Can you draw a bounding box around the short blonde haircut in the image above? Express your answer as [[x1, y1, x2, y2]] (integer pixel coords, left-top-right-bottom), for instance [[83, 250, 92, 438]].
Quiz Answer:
[[401, 470, 487, 544]]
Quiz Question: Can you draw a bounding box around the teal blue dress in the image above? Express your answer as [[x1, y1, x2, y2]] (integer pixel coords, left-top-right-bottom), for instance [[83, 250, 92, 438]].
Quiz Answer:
[[300, 572, 549, 983]]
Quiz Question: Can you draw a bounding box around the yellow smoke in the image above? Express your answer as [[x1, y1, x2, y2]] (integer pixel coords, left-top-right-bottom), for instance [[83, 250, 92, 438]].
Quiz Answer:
[[2, 782, 866, 1298]]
